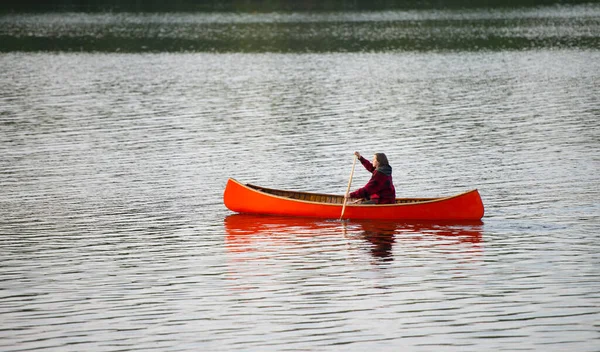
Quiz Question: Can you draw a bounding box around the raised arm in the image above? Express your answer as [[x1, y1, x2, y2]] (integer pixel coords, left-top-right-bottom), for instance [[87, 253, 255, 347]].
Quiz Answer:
[[355, 151, 375, 173]]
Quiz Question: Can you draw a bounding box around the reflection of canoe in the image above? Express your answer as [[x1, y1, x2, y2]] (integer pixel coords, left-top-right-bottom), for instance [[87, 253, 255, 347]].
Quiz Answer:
[[224, 213, 335, 236], [357, 219, 483, 244], [224, 214, 483, 255], [223, 178, 484, 221], [225, 214, 482, 239], [224, 214, 339, 254]]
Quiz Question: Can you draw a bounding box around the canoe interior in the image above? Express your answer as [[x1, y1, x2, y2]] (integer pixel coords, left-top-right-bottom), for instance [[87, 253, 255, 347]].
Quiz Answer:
[[247, 183, 435, 205]]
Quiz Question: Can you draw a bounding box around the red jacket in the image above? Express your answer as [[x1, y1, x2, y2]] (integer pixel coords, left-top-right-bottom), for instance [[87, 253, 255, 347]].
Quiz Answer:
[[349, 157, 396, 204]]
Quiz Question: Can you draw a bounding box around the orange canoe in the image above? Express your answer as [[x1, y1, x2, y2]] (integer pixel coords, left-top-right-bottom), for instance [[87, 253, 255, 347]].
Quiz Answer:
[[223, 178, 484, 221]]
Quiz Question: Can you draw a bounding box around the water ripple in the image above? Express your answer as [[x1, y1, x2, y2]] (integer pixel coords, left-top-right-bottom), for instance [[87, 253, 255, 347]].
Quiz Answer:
[[1, 48, 599, 351]]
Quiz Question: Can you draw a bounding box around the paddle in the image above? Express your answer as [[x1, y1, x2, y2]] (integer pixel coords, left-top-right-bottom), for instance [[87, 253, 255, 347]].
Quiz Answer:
[[340, 154, 357, 220]]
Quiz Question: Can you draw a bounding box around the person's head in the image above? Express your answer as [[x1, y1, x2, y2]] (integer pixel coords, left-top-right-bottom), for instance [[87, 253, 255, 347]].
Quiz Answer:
[[373, 153, 390, 168]]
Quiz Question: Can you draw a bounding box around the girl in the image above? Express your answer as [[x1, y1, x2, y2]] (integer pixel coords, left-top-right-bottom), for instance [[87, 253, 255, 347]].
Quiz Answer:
[[349, 151, 396, 204]]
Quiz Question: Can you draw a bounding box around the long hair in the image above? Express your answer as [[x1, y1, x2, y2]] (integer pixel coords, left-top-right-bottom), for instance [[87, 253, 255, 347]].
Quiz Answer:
[[375, 153, 390, 167]]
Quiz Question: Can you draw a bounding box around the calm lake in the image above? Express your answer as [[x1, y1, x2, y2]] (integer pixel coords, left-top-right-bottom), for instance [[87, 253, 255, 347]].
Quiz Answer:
[[1, 5, 599, 352]]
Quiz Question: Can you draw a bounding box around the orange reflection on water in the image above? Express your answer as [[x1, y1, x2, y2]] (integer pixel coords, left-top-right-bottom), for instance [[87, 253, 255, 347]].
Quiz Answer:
[[224, 214, 483, 260], [223, 214, 484, 291]]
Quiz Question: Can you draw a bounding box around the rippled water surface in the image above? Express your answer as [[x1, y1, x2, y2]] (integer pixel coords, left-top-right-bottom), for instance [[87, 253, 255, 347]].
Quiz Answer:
[[1, 8, 600, 352]]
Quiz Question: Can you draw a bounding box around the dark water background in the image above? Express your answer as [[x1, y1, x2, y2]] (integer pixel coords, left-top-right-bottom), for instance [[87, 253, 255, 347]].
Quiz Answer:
[[2, 4, 600, 52], [1, 5, 599, 352]]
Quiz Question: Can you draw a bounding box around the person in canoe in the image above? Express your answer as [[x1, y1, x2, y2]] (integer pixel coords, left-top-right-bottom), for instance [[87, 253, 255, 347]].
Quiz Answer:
[[349, 151, 396, 204]]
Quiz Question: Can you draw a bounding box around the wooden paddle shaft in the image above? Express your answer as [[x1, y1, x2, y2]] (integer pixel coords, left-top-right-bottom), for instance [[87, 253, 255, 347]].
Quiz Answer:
[[340, 155, 357, 220]]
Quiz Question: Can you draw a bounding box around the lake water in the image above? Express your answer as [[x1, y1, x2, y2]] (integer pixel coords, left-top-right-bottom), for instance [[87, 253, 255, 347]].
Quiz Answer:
[[1, 6, 599, 352]]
